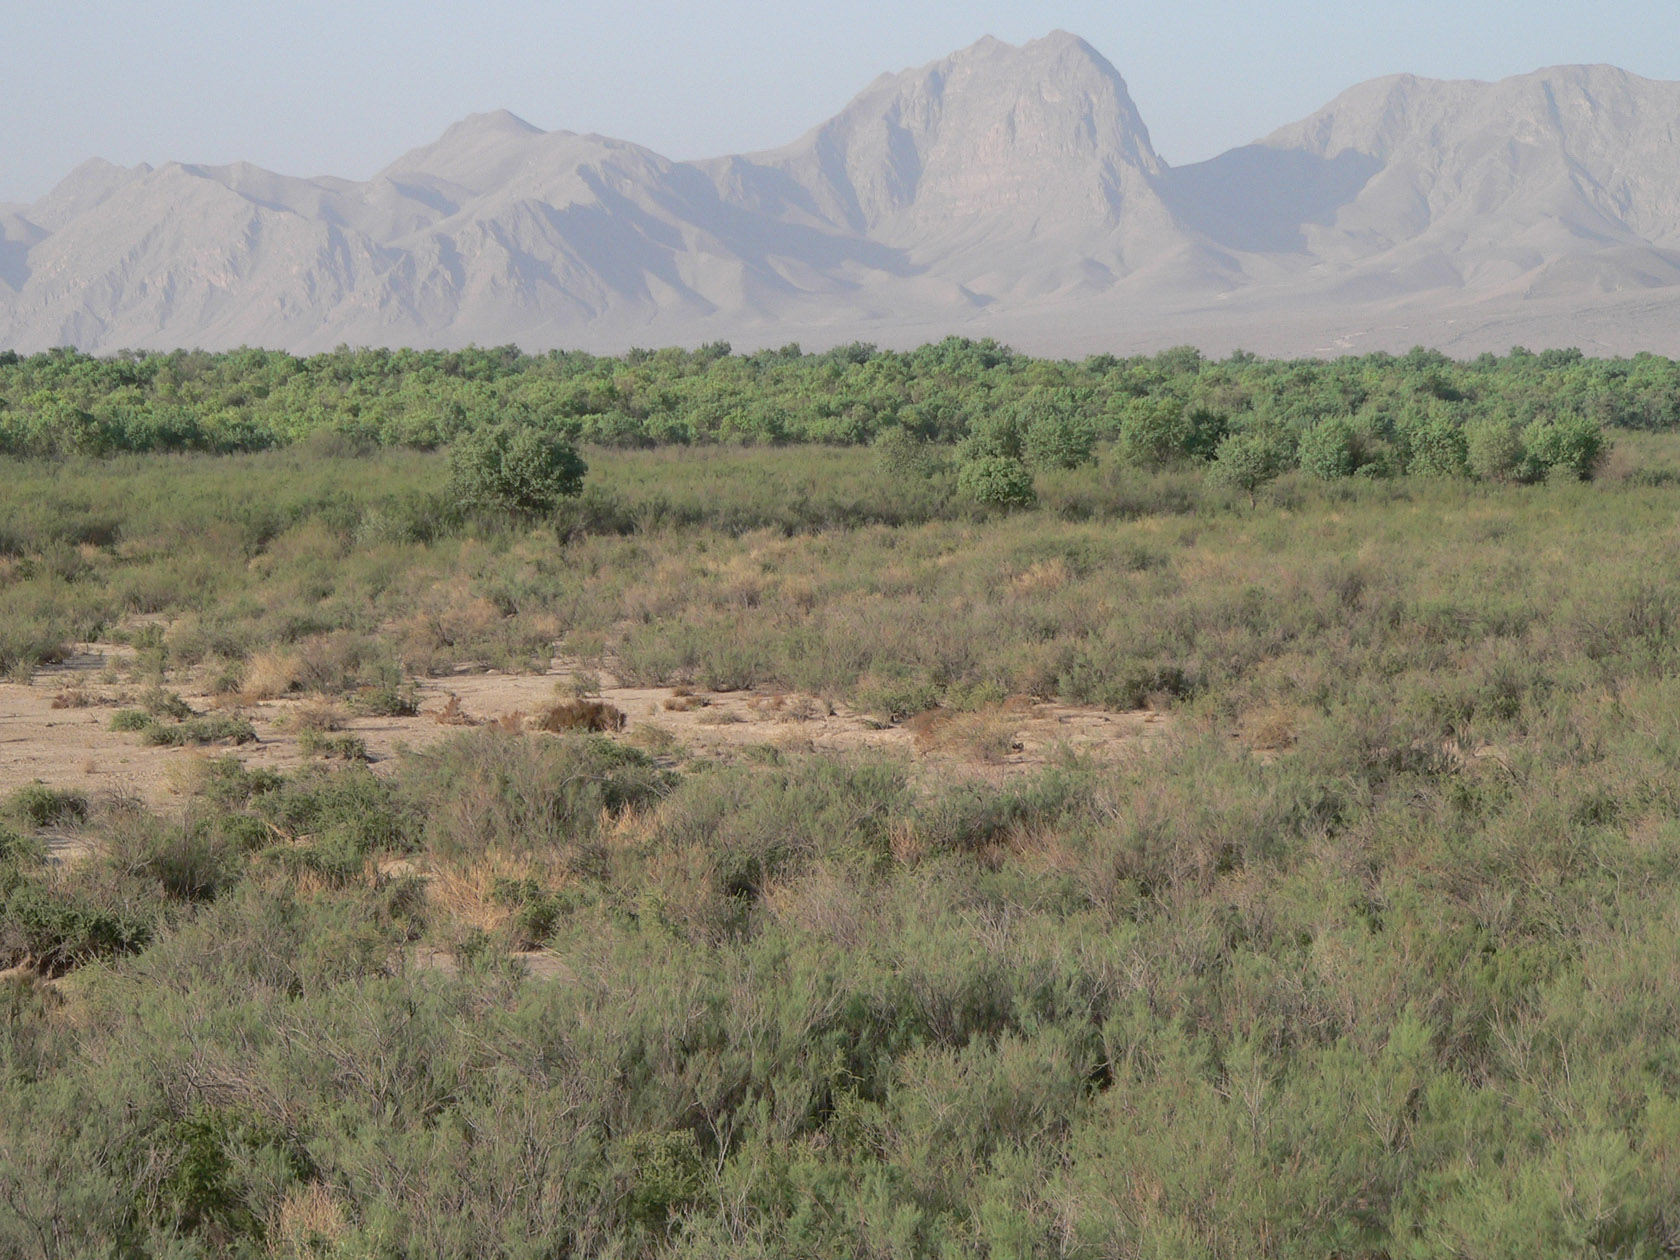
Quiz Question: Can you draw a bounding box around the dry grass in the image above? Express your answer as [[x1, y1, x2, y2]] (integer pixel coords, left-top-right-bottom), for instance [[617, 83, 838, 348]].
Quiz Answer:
[[627, 723, 681, 755], [434, 694, 479, 726], [241, 649, 302, 700], [663, 685, 710, 712], [426, 851, 544, 936], [747, 691, 819, 723], [1239, 701, 1305, 752], [1010, 557, 1073, 594], [268, 1182, 351, 1258], [906, 706, 1023, 763], [534, 699, 626, 733], [161, 754, 220, 798], [290, 701, 345, 734]]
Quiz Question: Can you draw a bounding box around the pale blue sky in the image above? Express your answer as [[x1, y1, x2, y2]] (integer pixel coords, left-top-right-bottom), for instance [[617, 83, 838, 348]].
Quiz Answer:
[[5, 0, 1677, 204]]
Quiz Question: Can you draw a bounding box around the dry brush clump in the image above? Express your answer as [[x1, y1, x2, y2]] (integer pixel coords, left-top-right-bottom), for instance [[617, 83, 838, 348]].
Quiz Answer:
[[534, 698, 626, 733]]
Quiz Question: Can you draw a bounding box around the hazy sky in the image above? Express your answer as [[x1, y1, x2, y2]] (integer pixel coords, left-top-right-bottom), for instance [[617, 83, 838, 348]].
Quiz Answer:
[[6, 0, 1678, 204]]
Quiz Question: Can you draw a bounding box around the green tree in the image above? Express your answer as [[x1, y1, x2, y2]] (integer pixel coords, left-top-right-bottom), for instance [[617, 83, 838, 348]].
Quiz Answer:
[[1117, 397, 1225, 468], [448, 422, 587, 519], [1521, 414, 1605, 481], [1405, 415, 1469, 478], [874, 426, 945, 482], [1016, 390, 1097, 470], [1209, 428, 1290, 506], [1465, 420, 1524, 483], [1298, 417, 1360, 480]]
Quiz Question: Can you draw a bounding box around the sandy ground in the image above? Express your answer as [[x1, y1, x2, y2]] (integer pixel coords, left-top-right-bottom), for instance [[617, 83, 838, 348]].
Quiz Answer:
[[0, 643, 1168, 822], [2, 645, 1171, 976]]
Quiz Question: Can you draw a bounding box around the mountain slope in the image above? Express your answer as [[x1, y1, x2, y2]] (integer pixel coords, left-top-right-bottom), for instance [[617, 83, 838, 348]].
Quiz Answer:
[[5, 38, 1680, 356], [1199, 65, 1680, 295]]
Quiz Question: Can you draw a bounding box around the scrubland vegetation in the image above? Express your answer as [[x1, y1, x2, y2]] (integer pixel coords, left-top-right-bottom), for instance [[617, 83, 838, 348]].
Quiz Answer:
[[4, 341, 1680, 1257]]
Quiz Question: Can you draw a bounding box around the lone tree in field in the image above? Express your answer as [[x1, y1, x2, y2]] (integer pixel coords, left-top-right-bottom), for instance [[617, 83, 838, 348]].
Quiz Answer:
[[448, 422, 587, 519]]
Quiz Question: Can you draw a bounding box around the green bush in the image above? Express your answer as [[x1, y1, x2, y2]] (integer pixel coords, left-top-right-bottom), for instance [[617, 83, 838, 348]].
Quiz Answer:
[[1522, 414, 1606, 481], [1298, 417, 1360, 479], [957, 455, 1036, 508], [874, 426, 947, 481], [1208, 427, 1291, 504], [347, 681, 421, 717], [1406, 416, 1470, 477], [448, 421, 588, 518], [621, 1129, 705, 1232], [1018, 393, 1096, 470], [140, 714, 256, 746], [1118, 398, 1226, 467], [298, 730, 370, 761], [0, 822, 41, 866], [2, 882, 153, 969], [7, 784, 88, 828]]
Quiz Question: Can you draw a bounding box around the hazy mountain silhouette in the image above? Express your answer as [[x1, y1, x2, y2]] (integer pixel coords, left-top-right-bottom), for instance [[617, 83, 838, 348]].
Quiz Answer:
[[5, 33, 1680, 356]]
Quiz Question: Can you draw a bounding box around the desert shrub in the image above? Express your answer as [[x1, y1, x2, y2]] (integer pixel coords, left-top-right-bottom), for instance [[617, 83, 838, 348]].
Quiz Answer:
[[490, 876, 578, 949], [620, 1129, 705, 1233], [112, 818, 241, 903], [109, 709, 151, 732], [139, 686, 195, 720], [1, 881, 154, 971], [140, 713, 256, 746], [347, 680, 421, 717], [191, 756, 283, 809], [913, 766, 1093, 855], [874, 426, 947, 481], [399, 731, 671, 860], [298, 730, 370, 761], [242, 765, 412, 885], [0, 822, 42, 867], [7, 784, 88, 828], [653, 756, 908, 901], [0, 624, 70, 676], [149, 1106, 288, 1244]]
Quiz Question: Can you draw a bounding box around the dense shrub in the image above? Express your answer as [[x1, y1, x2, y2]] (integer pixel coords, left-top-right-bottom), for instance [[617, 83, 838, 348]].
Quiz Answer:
[[956, 455, 1036, 507], [1523, 413, 1606, 480], [448, 421, 588, 518], [7, 785, 88, 828]]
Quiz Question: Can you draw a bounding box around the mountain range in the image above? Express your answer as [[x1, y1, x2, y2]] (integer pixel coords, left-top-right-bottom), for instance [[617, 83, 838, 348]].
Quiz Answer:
[[6, 32, 1680, 358]]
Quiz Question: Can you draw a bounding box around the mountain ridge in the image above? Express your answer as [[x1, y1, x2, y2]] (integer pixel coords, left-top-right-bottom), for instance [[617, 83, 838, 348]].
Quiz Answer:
[[5, 33, 1680, 357]]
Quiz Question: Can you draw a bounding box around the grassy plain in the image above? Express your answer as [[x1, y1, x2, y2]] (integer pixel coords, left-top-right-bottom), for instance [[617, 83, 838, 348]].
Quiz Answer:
[[4, 435, 1680, 1256]]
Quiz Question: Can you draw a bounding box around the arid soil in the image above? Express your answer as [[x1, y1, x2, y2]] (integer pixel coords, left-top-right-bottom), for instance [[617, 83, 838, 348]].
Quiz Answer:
[[0, 644, 1169, 819]]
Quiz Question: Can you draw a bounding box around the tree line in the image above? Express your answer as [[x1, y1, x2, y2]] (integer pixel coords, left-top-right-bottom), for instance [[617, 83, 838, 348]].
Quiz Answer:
[[1, 338, 1664, 495]]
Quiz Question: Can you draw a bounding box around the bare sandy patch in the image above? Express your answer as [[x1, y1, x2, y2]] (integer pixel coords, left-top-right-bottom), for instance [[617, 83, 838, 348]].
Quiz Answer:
[[0, 646, 1170, 814]]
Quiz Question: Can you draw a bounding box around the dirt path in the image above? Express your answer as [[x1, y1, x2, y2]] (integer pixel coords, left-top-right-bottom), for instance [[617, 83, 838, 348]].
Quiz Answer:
[[0, 644, 1169, 814]]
